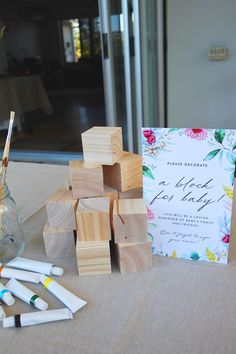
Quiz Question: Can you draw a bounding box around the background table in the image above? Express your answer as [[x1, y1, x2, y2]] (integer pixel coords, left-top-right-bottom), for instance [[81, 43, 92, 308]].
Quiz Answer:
[[0, 76, 52, 120], [0, 76, 52, 131], [2, 162, 236, 354]]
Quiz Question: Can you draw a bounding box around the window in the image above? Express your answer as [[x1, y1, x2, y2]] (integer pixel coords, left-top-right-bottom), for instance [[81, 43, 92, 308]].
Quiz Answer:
[[62, 17, 101, 63]]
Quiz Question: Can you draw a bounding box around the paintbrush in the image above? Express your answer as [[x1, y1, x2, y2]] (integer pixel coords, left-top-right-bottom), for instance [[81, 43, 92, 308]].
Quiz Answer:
[[0, 111, 15, 185]]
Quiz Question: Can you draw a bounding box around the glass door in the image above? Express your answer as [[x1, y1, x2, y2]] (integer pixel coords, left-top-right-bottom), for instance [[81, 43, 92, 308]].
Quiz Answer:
[[110, 0, 128, 150], [139, 0, 165, 130], [99, 0, 165, 153]]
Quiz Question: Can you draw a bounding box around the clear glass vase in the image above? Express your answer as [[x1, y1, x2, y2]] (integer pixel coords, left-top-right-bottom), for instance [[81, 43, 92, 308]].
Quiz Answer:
[[0, 183, 25, 262]]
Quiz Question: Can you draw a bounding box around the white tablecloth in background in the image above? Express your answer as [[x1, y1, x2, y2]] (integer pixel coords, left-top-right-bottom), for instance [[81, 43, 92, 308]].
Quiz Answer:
[[0, 76, 52, 121]]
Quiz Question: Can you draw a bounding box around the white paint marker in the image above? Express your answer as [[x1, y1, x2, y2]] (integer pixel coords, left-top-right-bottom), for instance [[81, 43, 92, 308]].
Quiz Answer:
[[40, 275, 87, 314], [0, 265, 40, 283], [0, 304, 6, 320], [6, 278, 48, 311], [7, 257, 63, 276], [0, 281, 14, 306], [3, 308, 73, 328]]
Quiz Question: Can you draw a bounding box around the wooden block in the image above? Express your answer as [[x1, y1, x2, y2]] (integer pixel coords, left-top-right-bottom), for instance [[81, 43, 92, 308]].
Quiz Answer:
[[65, 175, 72, 190], [69, 160, 104, 199], [113, 198, 147, 243], [76, 197, 111, 241], [115, 241, 152, 273], [43, 223, 76, 258], [103, 151, 142, 192], [119, 188, 143, 199], [46, 189, 77, 229], [76, 240, 111, 276], [82, 126, 123, 165], [97, 185, 119, 226]]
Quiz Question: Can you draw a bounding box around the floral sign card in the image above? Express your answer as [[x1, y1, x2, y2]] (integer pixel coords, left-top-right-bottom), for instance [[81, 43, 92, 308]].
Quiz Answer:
[[142, 128, 236, 264]]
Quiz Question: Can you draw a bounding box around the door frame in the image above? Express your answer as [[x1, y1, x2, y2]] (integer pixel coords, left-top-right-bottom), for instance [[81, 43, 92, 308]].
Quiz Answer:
[[98, 0, 118, 127]]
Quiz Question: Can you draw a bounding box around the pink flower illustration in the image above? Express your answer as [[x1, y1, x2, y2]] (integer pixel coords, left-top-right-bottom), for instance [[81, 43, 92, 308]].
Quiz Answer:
[[143, 129, 153, 138], [222, 234, 230, 243], [147, 207, 154, 221], [184, 128, 208, 140], [147, 134, 156, 145]]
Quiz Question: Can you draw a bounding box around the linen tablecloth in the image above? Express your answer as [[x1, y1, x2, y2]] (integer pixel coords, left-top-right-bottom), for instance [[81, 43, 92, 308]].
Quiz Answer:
[[0, 76, 52, 121], [1, 162, 236, 354]]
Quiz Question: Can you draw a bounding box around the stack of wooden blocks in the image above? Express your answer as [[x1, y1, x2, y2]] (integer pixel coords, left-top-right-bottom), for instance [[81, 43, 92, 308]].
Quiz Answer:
[[43, 126, 152, 275]]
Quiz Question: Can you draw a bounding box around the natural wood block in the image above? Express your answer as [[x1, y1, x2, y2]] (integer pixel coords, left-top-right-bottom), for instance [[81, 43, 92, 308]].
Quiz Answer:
[[97, 185, 119, 226], [46, 189, 77, 229], [119, 188, 143, 199], [43, 223, 76, 258], [103, 151, 142, 192], [82, 126, 123, 165], [113, 199, 147, 243], [76, 240, 111, 276], [76, 197, 111, 241], [115, 241, 152, 273], [65, 175, 72, 190], [69, 160, 104, 199]]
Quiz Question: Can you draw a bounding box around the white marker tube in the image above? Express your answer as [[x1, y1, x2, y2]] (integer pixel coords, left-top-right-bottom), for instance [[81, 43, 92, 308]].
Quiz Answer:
[[3, 308, 73, 328], [7, 257, 63, 276], [6, 278, 48, 311], [0, 305, 6, 321], [40, 275, 87, 314], [0, 304, 6, 320], [0, 281, 14, 306], [0, 265, 40, 283]]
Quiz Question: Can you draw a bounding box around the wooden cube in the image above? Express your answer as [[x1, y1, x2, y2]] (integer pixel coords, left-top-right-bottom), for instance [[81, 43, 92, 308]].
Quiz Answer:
[[46, 189, 77, 229], [115, 241, 152, 273], [65, 175, 72, 191], [103, 151, 142, 192], [43, 223, 76, 258], [76, 197, 111, 241], [113, 199, 147, 243], [69, 160, 104, 199], [97, 185, 118, 226], [119, 188, 143, 199], [76, 240, 111, 276], [81, 126, 123, 165]]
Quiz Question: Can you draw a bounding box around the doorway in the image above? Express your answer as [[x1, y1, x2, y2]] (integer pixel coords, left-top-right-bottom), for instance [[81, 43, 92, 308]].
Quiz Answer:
[[0, 0, 105, 156]]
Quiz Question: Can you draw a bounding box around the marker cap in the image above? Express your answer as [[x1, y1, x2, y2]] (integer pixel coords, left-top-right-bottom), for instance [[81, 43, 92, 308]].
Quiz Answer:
[[34, 298, 48, 311], [3, 292, 14, 306], [51, 267, 64, 276], [3, 316, 14, 328], [0, 305, 6, 320]]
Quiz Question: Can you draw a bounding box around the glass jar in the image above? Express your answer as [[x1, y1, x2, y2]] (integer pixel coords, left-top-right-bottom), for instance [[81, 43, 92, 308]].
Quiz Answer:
[[0, 183, 25, 262]]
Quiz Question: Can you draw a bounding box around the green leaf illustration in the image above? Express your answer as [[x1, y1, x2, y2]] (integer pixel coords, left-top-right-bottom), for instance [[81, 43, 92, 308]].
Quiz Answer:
[[230, 172, 235, 186], [206, 247, 218, 262], [225, 167, 235, 172], [168, 128, 180, 133], [214, 129, 225, 143], [227, 151, 236, 165], [219, 150, 223, 163], [204, 149, 221, 161], [148, 223, 158, 229], [148, 232, 154, 242], [143, 165, 155, 180], [233, 142, 236, 150]]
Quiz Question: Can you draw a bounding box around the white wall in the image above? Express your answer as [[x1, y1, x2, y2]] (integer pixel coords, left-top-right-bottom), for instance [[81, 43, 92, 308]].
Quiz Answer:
[[167, 0, 236, 128]]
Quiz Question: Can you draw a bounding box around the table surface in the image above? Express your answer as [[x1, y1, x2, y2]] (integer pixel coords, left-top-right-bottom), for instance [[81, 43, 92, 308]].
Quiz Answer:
[[1, 162, 236, 354]]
